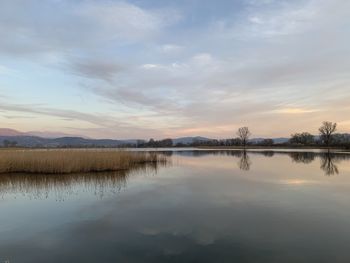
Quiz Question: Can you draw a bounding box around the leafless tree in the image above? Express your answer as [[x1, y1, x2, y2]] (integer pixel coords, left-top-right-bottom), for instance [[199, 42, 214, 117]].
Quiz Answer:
[[319, 121, 337, 147], [237, 127, 251, 147]]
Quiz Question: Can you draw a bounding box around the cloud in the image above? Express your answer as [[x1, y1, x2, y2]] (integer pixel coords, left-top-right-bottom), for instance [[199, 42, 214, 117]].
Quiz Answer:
[[83, 0, 349, 137], [0, 101, 115, 127], [0, 100, 180, 139], [1, 0, 349, 138], [77, 1, 180, 41], [245, 1, 318, 37], [0, 65, 13, 75], [68, 58, 125, 81], [271, 108, 321, 114], [0, 0, 180, 57], [141, 64, 163, 70], [160, 44, 184, 54]]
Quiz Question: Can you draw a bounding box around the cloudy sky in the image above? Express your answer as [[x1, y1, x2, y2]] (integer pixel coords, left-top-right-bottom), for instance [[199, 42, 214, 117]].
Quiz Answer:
[[0, 0, 349, 139]]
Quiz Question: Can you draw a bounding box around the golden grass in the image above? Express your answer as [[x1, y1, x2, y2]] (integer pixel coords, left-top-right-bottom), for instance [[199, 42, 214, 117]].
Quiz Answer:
[[0, 149, 167, 174]]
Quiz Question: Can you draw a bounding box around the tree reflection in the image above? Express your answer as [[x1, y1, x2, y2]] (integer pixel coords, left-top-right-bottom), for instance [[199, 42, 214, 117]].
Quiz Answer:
[[183, 150, 348, 175], [238, 150, 251, 171], [287, 151, 349, 176], [261, 151, 275, 157], [182, 149, 349, 176], [289, 152, 316, 164], [320, 151, 339, 176]]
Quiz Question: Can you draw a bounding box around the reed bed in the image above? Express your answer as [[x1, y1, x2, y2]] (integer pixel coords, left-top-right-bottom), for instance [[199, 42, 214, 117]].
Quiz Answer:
[[0, 149, 167, 174]]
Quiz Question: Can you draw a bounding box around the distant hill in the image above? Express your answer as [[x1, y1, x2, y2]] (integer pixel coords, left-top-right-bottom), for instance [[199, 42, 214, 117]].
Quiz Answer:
[[0, 134, 213, 147], [0, 128, 24, 136], [0, 128, 84, 139], [248, 138, 264, 144], [25, 131, 84, 138], [0, 136, 127, 148], [272, 137, 290, 144]]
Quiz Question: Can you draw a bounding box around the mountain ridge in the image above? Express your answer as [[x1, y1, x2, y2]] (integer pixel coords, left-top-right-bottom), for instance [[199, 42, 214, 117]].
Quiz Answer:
[[0, 128, 85, 138]]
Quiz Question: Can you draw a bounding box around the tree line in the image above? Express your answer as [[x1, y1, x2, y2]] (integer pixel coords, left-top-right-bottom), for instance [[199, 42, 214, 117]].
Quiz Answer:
[[1, 121, 349, 149], [289, 121, 342, 147], [238, 121, 348, 148], [135, 121, 349, 148]]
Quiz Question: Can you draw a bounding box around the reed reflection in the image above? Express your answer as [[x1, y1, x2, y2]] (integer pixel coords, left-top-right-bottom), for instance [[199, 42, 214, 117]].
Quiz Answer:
[[0, 162, 164, 201]]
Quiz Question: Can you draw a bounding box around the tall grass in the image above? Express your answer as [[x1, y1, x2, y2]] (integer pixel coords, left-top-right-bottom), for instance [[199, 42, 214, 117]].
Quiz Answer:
[[0, 149, 167, 174]]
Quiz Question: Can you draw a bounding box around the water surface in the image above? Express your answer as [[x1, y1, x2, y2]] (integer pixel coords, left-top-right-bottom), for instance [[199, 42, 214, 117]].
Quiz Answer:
[[1, 149, 350, 262]]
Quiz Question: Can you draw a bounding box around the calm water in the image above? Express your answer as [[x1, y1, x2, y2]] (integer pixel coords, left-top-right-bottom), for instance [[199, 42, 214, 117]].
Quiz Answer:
[[1, 149, 350, 262]]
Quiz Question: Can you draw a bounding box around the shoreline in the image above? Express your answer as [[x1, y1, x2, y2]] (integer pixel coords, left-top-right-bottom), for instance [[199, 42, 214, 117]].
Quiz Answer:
[[1, 146, 349, 151], [195, 146, 350, 151]]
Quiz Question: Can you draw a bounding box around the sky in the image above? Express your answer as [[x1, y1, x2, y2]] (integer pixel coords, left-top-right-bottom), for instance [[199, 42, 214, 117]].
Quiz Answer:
[[0, 0, 349, 139]]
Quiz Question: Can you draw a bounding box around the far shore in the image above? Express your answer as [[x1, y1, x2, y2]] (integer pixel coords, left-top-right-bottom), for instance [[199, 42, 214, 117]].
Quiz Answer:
[[195, 145, 350, 151], [1, 146, 349, 151]]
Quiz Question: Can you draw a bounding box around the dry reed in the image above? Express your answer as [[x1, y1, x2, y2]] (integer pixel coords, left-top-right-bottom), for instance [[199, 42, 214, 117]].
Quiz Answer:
[[0, 149, 167, 174]]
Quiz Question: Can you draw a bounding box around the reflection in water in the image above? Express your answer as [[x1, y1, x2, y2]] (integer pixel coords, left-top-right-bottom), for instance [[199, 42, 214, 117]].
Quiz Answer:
[[174, 150, 245, 158], [4, 150, 348, 200], [320, 152, 339, 176], [289, 152, 316, 164], [238, 151, 251, 171], [1, 150, 350, 262], [261, 151, 275, 157], [288, 151, 348, 176], [173, 150, 350, 176], [0, 162, 163, 200]]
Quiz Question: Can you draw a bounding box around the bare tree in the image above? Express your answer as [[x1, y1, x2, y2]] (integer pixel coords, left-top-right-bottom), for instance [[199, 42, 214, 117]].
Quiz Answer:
[[237, 127, 251, 147], [319, 121, 337, 147]]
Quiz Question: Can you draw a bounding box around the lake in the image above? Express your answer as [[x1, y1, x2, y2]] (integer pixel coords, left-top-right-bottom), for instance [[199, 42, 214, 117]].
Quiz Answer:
[[1, 149, 350, 262]]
